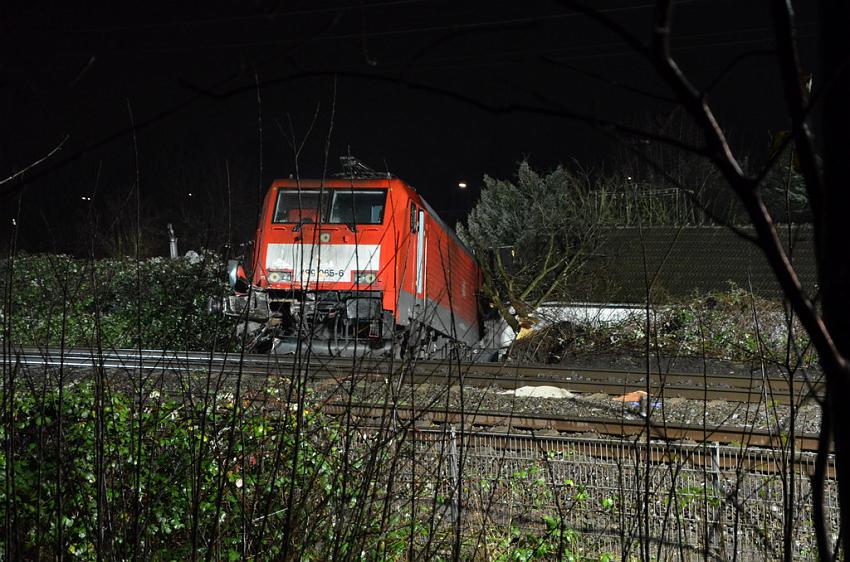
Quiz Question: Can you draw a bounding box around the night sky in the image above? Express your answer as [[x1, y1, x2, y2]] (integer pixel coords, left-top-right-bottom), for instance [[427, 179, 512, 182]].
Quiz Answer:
[[1, 1, 819, 254]]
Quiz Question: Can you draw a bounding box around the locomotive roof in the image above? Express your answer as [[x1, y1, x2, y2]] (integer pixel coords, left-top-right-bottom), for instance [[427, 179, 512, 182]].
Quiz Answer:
[[267, 177, 475, 260], [269, 177, 399, 188]]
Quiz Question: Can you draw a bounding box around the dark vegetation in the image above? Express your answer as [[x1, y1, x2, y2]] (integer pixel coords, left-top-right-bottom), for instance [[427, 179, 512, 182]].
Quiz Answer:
[[0, 253, 232, 351], [4, 382, 315, 559]]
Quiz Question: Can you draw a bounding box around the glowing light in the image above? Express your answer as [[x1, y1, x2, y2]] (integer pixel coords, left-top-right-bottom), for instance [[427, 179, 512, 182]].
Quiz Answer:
[[458, 182, 467, 189]]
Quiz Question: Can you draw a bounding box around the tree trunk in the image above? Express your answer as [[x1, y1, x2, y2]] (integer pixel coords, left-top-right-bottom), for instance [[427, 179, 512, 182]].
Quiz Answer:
[[819, 1, 850, 557]]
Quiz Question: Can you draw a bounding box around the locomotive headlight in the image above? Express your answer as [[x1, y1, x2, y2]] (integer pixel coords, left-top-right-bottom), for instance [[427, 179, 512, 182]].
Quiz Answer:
[[352, 271, 377, 284], [267, 270, 292, 283]]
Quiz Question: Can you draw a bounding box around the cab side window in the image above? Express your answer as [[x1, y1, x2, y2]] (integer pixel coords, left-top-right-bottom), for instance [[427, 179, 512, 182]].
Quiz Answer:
[[410, 202, 418, 233]]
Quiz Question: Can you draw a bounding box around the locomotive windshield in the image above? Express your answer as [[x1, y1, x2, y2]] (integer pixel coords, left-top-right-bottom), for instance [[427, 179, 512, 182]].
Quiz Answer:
[[273, 190, 324, 224], [273, 188, 386, 225], [328, 189, 386, 225]]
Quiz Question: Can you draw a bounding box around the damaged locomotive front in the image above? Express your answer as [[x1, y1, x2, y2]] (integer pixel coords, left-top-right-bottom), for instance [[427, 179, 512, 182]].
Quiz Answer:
[[220, 284, 397, 354]]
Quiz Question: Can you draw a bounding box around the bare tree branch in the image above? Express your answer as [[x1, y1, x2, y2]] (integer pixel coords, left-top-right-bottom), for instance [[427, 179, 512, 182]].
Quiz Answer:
[[705, 49, 776, 94], [540, 55, 678, 104], [0, 136, 69, 187]]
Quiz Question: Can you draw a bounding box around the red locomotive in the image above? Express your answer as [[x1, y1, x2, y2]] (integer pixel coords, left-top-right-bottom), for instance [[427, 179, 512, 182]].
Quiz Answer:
[[220, 159, 482, 356]]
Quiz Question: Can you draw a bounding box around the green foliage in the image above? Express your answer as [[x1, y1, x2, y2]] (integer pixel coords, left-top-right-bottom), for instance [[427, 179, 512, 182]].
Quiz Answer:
[[485, 516, 585, 561], [673, 484, 722, 510], [0, 382, 363, 559], [0, 253, 234, 351]]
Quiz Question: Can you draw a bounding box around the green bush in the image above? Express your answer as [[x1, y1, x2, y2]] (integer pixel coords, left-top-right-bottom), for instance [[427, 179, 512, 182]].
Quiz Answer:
[[0, 253, 235, 351], [0, 382, 350, 559]]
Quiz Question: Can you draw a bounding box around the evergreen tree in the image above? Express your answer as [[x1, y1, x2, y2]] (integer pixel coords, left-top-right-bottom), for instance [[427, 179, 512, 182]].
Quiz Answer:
[[458, 161, 603, 332]]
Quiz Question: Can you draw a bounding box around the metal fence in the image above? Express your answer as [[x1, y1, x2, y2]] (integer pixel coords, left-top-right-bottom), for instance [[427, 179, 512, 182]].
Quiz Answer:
[[591, 187, 706, 226], [388, 428, 838, 561]]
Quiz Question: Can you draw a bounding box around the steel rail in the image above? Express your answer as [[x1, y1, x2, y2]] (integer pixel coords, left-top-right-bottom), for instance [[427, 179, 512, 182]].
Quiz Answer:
[[3, 346, 823, 404], [323, 402, 823, 452], [411, 429, 836, 478]]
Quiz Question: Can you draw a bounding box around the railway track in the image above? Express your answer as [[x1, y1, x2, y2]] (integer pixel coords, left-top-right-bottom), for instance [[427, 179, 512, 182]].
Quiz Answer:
[[323, 402, 823, 453], [4, 346, 822, 405], [4, 346, 829, 458], [411, 429, 834, 477]]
